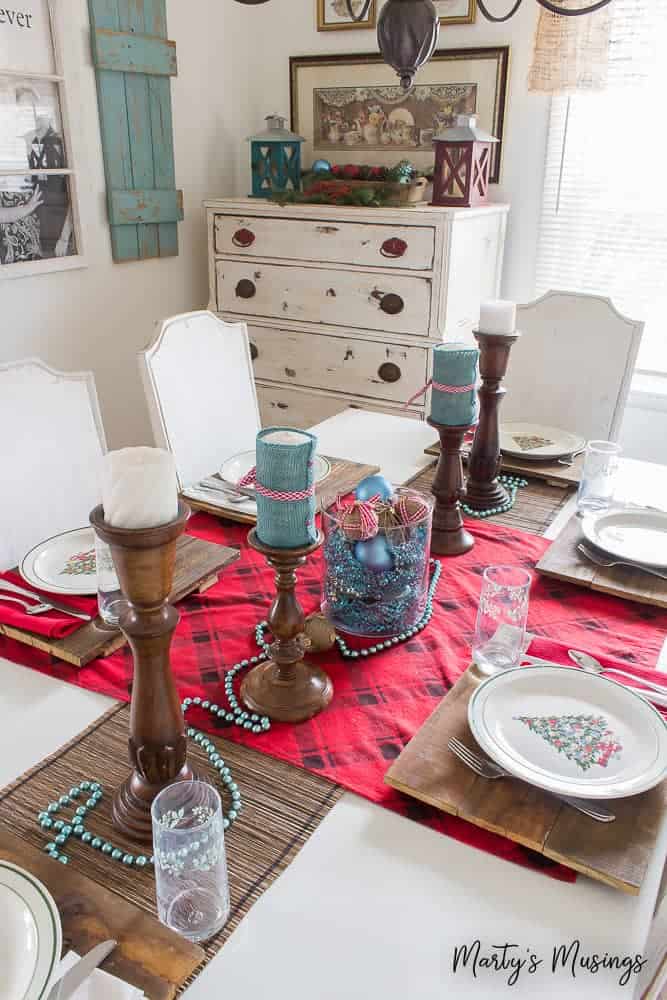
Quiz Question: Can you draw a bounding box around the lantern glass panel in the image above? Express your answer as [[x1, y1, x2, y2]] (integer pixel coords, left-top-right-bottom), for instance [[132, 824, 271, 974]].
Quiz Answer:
[[441, 147, 469, 199]]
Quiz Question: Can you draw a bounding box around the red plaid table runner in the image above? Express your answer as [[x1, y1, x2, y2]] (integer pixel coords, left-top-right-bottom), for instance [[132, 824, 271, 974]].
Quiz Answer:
[[2, 512, 666, 882]]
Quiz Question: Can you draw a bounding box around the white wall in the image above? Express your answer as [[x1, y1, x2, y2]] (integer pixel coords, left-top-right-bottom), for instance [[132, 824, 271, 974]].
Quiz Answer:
[[1, 0, 252, 449]]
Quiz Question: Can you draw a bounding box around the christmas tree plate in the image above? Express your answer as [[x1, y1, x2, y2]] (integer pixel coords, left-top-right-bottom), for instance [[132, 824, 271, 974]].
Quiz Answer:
[[468, 665, 667, 799], [499, 423, 585, 461], [20, 526, 97, 596]]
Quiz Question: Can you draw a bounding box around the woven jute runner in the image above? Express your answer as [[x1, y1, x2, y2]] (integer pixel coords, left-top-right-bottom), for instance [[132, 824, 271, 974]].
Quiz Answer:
[[0, 703, 343, 993], [406, 463, 572, 536]]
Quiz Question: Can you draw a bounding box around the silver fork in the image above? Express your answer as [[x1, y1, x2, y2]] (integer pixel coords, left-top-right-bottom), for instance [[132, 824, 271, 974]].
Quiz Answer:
[[0, 594, 53, 615], [448, 736, 615, 823], [577, 543, 667, 581]]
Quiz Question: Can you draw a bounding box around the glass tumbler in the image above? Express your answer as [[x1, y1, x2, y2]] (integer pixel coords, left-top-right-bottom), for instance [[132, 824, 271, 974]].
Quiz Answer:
[[152, 780, 230, 943], [93, 533, 126, 626], [472, 565, 531, 677], [577, 440, 622, 514]]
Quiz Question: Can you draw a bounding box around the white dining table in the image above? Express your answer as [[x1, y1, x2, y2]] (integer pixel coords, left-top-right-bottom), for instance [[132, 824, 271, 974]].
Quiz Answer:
[[1, 409, 666, 999]]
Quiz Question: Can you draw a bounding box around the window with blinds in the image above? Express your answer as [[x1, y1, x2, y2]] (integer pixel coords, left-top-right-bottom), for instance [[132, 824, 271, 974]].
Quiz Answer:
[[535, 0, 667, 375]]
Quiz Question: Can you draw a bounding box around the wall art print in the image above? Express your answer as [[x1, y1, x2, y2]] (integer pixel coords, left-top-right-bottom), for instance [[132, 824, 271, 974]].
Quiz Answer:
[[291, 47, 509, 183], [317, 0, 376, 31]]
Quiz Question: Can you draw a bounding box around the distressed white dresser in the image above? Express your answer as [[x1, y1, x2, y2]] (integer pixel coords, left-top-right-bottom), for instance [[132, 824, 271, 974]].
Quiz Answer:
[[205, 198, 508, 427]]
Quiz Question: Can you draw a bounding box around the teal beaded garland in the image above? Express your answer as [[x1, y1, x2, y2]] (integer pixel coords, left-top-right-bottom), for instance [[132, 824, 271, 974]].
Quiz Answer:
[[36, 702, 243, 868], [460, 475, 527, 520]]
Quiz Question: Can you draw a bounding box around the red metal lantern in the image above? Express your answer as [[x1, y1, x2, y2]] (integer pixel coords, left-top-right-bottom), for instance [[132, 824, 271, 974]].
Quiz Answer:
[[431, 114, 498, 208]]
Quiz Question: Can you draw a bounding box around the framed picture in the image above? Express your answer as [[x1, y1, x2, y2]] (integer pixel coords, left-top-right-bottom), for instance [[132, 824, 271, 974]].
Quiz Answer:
[[435, 0, 476, 25], [317, 0, 376, 31], [0, 0, 84, 278], [290, 46, 509, 183]]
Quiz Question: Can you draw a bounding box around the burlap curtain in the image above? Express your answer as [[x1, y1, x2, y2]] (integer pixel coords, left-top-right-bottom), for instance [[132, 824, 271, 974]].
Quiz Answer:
[[528, 0, 612, 93]]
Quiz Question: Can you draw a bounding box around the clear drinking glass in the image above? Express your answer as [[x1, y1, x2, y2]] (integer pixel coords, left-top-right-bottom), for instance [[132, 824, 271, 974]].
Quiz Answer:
[[472, 565, 531, 677], [577, 440, 622, 514], [93, 533, 126, 626], [152, 780, 230, 943]]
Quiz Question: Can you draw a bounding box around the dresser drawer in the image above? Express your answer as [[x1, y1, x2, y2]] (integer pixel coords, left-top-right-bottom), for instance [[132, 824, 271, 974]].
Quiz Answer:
[[256, 382, 423, 430], [217, 260, 432, 337], [249, 326, 427, 404], [215, 214, 435, 271]]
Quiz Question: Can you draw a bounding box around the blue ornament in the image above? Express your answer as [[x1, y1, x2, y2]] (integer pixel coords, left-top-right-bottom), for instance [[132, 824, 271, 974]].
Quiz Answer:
[[311, 158, 332, 174], [353, 536, 395, 573], [355, 474, 393, 502]]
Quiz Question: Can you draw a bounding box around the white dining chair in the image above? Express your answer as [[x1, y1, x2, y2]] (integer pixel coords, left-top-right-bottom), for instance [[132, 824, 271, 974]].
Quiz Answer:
[[138, 310, 261, 493], [0, 359, 107, 571], [502, 291, 644, 441]]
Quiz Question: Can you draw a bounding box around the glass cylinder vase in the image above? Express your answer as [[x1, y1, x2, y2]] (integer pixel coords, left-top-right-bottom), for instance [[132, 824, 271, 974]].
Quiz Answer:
[[321, 487, 433, 639]]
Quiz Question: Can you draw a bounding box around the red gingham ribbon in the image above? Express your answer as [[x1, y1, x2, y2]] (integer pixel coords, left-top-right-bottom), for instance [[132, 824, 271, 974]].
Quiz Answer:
[[238, 466, 315, 502], [395, 495, 429, 527], [335, 493, 381, 540], [403, 378, 475, 410]]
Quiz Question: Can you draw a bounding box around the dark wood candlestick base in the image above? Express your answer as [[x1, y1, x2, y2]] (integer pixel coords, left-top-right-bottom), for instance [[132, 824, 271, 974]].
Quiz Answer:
[[91, 502, 194, 845], [462, 330, 519, 512], [242, 529, 333, 723], [428, 419, 475, 557]]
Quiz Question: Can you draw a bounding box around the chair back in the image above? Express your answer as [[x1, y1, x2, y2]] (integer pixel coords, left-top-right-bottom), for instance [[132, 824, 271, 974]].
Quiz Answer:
[[138, 311, 260, 490], [503, 291, 643, 441], [0, 360, 106, 570]]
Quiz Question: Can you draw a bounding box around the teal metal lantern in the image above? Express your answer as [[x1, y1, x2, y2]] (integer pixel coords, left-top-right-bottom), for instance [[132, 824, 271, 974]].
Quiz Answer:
[[247, 115, 305, 199]]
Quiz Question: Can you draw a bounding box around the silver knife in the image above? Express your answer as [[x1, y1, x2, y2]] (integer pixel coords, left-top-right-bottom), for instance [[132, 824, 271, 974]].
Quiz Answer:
[[0, 579, 93, 621], [47, 940, 117, 1000]]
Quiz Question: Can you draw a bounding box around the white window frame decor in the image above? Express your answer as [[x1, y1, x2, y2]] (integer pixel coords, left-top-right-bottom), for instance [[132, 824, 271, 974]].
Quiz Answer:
[[0, 0, 84, 279]]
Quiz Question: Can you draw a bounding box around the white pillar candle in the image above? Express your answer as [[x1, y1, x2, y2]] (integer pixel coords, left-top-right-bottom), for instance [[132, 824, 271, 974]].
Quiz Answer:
[[478, 299, 517, 335], [101, 447, 179, 529]]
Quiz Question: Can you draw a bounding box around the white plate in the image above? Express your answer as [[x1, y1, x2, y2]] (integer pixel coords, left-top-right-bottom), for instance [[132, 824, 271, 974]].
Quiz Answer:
[[0, 862, 62, 1000], [468, 665, 667, 799], [499, 423, 586, 461], [220, 450, 331, 488], [582, 508, 667, 570], [20, 527, 97, 597]]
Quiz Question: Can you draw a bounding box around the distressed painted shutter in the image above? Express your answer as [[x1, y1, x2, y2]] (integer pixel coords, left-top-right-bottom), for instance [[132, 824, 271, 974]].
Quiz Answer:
[[88, 0, 183, 261]]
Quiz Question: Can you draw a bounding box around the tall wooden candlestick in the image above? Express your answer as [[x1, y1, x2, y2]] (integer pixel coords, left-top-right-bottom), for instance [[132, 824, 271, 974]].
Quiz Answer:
[[428, 418, 475, 556], [241, 529, 333, 723], [462, 330, 519, 511], [90, 502, 193, 844]]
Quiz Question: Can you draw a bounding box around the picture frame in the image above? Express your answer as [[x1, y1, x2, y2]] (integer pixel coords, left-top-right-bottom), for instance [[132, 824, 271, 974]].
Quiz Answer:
[[0, 0, 85, 279], [435, 0, 476, 25], [317, 0, 377, 32], [290, 46, 509, 183]]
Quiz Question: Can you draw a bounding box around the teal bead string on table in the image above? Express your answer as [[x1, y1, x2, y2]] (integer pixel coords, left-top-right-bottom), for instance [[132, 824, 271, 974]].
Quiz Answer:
[[426, 343, 480, 557]]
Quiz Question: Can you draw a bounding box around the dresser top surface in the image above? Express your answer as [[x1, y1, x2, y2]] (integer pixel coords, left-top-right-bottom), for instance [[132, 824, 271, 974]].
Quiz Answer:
[[205, 197, 510, 224]]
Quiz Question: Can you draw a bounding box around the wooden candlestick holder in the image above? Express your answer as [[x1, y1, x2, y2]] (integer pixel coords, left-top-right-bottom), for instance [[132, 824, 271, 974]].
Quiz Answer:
[[90, 502, 194, 845], [241, 529, 333, 723], [462, 330, 519, 511], [428, 418, 475, 557]]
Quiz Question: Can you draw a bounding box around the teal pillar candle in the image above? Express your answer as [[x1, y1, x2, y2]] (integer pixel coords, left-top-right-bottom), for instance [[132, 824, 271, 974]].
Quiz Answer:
[[429, 343, 479, 427], [255, 428, 318, 549]]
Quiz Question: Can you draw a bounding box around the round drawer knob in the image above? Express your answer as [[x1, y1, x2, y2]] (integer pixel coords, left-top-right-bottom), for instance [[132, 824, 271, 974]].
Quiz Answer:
[[379, 293, 405, 316], [381, 237, 408, 259], [250, 342, 259, 361], [232, 228, 256, 248], [378, 362, 402, 383], [235, 279, 256, 299]]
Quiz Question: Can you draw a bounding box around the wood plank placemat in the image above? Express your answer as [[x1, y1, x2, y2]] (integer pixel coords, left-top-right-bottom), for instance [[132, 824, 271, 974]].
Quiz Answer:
[[405, 462, 572, 536], [0, 535, 240, 668], [0, 703, 343, 996], [537, 511, 667, 610], [0, 828, 203, 1000], [424, 440, 584, 488], [185, 456, 379, 524], [385, 667, 667, 894]]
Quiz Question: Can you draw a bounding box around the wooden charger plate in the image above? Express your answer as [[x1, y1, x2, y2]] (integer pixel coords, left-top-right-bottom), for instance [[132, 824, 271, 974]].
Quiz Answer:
[[0, 829, 203, 999], [385, 666, 666, 894]]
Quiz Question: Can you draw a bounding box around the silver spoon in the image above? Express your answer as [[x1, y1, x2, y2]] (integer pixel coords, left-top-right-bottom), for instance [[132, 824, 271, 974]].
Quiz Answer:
[[568, 650, 667, 696]]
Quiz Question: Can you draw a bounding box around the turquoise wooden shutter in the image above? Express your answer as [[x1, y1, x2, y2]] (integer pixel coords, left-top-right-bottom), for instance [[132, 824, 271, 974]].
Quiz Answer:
[[88, 0, 183, 262]]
